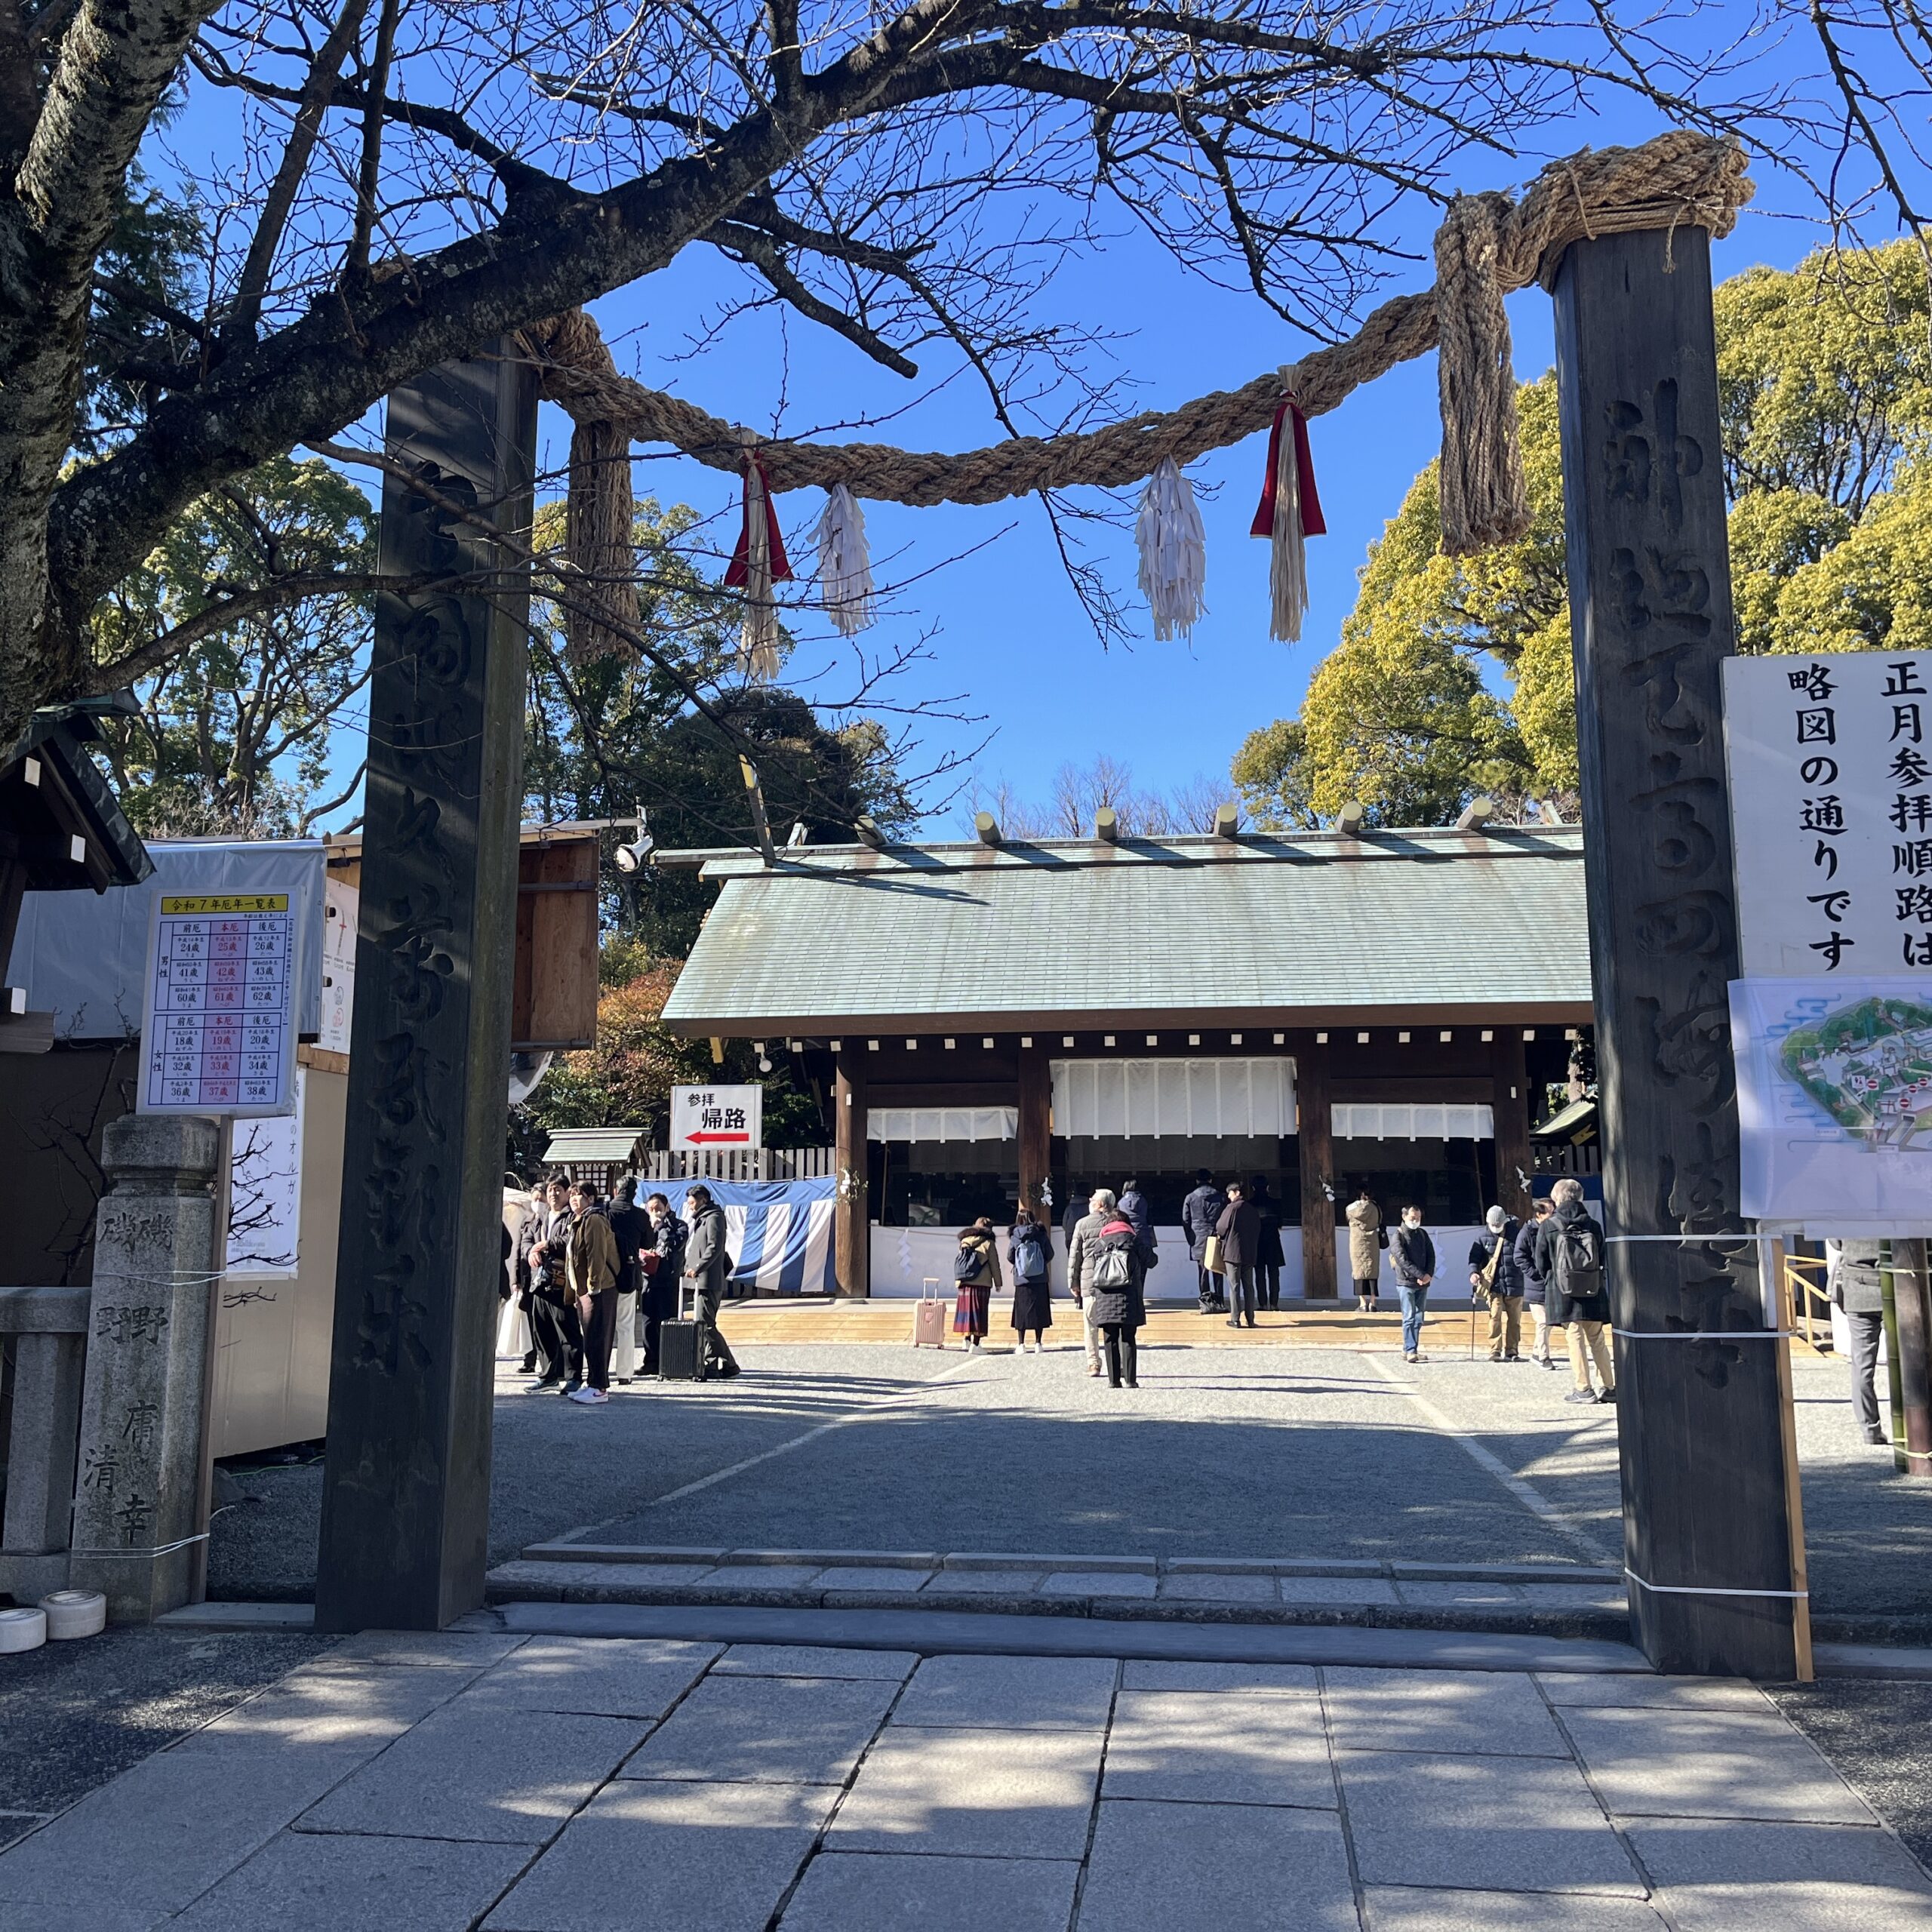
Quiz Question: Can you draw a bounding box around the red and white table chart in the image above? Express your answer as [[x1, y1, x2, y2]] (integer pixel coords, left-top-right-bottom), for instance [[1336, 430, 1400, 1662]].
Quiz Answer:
[[140, 894, 297, 1117]]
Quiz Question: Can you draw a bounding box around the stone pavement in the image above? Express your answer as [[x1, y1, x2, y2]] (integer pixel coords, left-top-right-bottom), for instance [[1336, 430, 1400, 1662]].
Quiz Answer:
[[2, 1626, 1929, 1931]]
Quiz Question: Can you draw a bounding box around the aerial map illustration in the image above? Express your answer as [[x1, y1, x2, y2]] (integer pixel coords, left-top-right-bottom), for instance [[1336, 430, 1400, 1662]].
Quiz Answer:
[[1780, 996, 1932, 1151]]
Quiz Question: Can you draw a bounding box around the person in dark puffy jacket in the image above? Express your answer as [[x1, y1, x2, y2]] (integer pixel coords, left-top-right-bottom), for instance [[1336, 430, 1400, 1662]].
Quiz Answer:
[[1183, 1171, 1228, 1314], [1514, 1198, 1555, 1368], [1468, 1206, 1526, 1363], [1087, 1214, 1148, 1389], [1388, 1207, 1435, 1364]]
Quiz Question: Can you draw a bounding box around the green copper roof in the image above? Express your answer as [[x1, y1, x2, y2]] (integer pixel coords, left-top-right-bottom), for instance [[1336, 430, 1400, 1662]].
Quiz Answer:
[[660, 827, 1592, 1035]]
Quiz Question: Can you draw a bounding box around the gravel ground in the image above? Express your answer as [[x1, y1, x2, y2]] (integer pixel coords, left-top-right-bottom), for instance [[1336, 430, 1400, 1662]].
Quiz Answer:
[[1769, 1678, 1932, 1872], [0, 1629, 334, 1845], [207, 1334, 1932, 1629]]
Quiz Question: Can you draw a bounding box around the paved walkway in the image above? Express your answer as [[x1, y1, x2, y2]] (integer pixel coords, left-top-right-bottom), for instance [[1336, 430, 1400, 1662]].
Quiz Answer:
[[209, 1333, 1932, 1632], [2, 1627, 1927, 1931]]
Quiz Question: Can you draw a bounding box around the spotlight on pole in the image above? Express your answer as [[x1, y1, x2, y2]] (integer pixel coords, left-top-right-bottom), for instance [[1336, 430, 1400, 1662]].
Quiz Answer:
[[612, 806, 655, 875]]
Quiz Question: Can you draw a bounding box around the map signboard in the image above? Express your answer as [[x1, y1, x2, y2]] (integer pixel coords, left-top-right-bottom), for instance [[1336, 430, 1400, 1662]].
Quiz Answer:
[[1730, 975, 1932, 1232], [1722, 648, 1932, 978], [669, 1083, 761, 1152], [139, 893, 297, 1117]]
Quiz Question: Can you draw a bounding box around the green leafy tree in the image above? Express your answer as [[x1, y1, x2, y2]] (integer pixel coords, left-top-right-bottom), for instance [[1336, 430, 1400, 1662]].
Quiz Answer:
[[91, 456, 375, 835], [1236, 242, 1932, 820]]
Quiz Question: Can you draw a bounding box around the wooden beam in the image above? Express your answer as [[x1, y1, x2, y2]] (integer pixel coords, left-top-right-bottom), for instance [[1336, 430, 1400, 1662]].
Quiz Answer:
[[1017, 1043, 1051, 1222], [833, 1048, 869, 1298], [1490, 1030, 1534, 1220], [1555, 226, 1803, 1678], [1892, 1238, 1932, 1481], [1293, 1030, 1335, 1301]]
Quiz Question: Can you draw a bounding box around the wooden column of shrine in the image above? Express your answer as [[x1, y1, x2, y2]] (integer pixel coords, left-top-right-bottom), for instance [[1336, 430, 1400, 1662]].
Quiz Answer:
[[1294, 1032, 1336, 1300], [1017, 1042, 1052, 1223], [1554, 227, 1807, 1678], [833, 1048, 869, 1298], [1490, 1030, 1534, 1223]]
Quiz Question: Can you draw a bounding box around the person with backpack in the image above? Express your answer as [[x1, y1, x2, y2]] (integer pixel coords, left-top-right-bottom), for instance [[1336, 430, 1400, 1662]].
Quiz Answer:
[[1514, 1197, 1555, 1368], [1008, 1208, 1054, 1352], [1183, 1170, 1228, 1314], [1215, 1180, 1263, 1330], [1086, 1206, 1149, 1388], [952, 1216, 1001, 1348], [1068, 1187, 1118, 1377], [1536, 1177, 1614, 1404], [1388, 1205, 1436, 1364], [1468, 1205, 1526, 1362]]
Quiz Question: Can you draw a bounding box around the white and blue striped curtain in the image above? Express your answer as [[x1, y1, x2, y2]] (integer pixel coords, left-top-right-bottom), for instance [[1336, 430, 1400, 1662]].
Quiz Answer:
[[651, 1177, 838, 1296]]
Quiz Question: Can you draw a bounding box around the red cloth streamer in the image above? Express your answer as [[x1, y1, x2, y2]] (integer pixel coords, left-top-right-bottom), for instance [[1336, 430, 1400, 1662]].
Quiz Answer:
[[1248, 399, 1326, 540], [724, 457, 793, 584]]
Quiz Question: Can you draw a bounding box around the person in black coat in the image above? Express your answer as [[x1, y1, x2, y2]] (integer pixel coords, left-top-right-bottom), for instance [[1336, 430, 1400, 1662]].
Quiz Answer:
[[1388, 1206, 1436, 1364], [1514, 1198, 1555, 1368], [640, 1192, 688, 1375], [1087, 1212, 1148, 1388], [606, 1175, 652, 1384], [1183, 1171, 1228, 1314], [1008, 1209, 1054, 1352], [1214, 1182, 1263, 1330], [1251, 1177, 1286, 1312], [525, 1179, 584, 1389]]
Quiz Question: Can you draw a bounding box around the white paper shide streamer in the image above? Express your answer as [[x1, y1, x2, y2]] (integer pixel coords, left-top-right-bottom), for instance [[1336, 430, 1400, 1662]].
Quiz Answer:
[[815, 484, 877, 636], [1134, 458, 1207, 641]]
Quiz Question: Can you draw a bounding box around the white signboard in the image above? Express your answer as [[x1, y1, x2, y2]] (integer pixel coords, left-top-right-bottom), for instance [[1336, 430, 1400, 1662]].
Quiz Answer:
[[319, 875, 357, 1055], [669, 1083, 761, 1152], [1723, 649, 1932, 977], [226, 1069, 305, 1275], [1730, 975, 1932, 1233], [139, 892, 297, 1116]]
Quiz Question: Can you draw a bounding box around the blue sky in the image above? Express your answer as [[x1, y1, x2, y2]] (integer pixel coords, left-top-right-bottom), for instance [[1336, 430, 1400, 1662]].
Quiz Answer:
[[156, 31, 1864, 832], [565, 132, 1822, 829]]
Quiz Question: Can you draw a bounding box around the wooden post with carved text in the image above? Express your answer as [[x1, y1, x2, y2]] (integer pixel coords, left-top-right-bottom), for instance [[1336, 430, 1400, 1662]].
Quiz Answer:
[[1554, 229, 1807, 1678], [314, 350, 536, 1633]]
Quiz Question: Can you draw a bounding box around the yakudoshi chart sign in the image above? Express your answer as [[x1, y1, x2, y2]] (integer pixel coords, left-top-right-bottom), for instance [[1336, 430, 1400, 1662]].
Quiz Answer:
[[140, 894, 297, 1117], [669, 1084, 761, 1151]]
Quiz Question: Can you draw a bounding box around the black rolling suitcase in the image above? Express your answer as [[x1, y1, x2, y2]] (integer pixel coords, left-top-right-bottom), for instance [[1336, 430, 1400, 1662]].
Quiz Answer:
[[658, 1281, 707, 1382]]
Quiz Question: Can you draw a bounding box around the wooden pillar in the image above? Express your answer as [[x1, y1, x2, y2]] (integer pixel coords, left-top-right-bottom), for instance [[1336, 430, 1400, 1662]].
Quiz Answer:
[[1017, 1042, 1051, 1222], [833, 1048, 869, 1298], [1294, 1032, 1335, 1301], [1890, 1238, 1932, 1480], [314, 349, 535, 1634], [1491, 1030, 1534, 1222], [1555, 229, 1805, 1678]]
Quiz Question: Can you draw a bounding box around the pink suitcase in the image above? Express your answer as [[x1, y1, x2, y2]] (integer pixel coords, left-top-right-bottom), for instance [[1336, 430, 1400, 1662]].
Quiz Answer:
[[912, 1278, 948, 1348]]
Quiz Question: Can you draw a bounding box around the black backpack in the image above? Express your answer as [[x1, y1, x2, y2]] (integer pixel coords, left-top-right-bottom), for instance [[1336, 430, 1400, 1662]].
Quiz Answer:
[[1552, 1214, 1604, 1301]]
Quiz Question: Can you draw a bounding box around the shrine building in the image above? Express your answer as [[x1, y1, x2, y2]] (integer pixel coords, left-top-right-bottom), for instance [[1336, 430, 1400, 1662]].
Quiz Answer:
[[656, 819, 1595, 1297]]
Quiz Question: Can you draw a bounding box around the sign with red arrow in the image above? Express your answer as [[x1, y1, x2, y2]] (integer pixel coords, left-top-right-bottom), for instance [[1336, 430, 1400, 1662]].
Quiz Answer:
[[669, 1082, 763, 1153]]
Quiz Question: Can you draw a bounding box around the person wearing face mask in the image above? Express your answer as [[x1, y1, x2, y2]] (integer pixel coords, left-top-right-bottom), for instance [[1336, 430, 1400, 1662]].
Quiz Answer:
[[638, 1192, 688, 1376], [1388, 1204, 1436, 1364]]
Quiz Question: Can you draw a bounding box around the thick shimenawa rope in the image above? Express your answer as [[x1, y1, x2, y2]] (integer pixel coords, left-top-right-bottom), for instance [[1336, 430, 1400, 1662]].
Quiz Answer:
[[520, 130, 1749, 641]]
